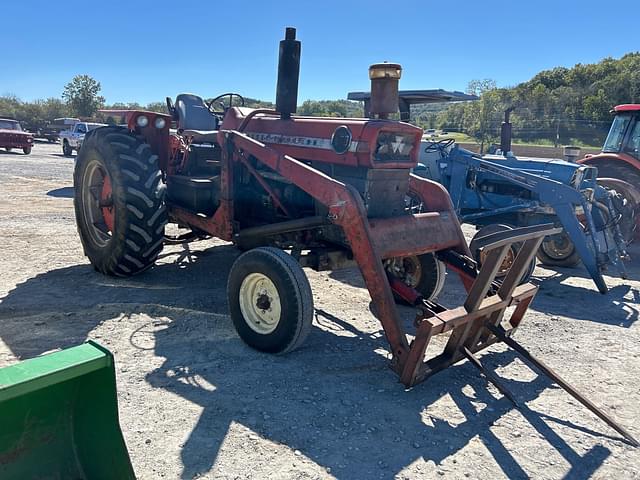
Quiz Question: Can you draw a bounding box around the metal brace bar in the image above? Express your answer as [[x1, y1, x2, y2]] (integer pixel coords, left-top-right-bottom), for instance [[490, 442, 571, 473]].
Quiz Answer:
[[486, 323, 639, 447], [462, 346, 520, 408]]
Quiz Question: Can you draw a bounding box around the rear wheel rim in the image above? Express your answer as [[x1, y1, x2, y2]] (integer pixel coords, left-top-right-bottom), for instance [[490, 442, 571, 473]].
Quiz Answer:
[[82, 160, 114, 248], [239, 273, 282, 334]]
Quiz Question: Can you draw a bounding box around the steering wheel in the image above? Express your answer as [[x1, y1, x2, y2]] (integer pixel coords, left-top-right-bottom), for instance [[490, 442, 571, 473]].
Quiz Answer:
[[206, 93, 245, 116], [424, 138, 455, 152]]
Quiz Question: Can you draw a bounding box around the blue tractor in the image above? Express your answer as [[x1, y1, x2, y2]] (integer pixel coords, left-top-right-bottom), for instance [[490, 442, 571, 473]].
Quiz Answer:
[[347, 91, 632, 293]]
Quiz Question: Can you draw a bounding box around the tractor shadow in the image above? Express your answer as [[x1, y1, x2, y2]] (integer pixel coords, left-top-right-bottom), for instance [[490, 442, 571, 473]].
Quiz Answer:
[[146, 305, 615, 479], [531, 241, 640, 327], [0, 241, 238, 360], [46, 187, 74, 198], [0, 241, 623, 479]]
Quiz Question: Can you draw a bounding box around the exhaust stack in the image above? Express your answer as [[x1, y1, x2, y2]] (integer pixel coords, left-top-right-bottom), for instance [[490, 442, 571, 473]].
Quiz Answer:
[[276, 27, 301, 120], [500, 107, 515, 155], [369, 62, 402, 119]]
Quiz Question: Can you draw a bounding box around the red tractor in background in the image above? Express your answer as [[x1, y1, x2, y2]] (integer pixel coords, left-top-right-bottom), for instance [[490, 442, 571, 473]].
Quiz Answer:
[[579, 104, 640, 239], [71, 28, 637, 444]]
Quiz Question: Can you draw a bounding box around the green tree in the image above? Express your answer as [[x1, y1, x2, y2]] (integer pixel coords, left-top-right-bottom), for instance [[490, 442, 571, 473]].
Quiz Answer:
[[465, 79, 499, 152], [62, 75, 105, 117], [145, 101, 169, 114]]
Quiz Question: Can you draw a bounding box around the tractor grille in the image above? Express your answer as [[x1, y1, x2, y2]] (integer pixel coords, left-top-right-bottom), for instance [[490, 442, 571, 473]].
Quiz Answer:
[[313, 163, 409, 218]]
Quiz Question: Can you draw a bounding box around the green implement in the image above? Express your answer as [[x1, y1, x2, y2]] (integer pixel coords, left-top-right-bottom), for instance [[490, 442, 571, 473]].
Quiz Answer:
[[0, 341, 135, 479]]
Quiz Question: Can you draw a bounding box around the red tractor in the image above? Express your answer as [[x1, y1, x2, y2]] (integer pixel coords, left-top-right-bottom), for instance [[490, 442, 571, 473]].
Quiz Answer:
[[74, 28, 536, 386], [579, 104, 640, 239], [69, 30, 639, 443]]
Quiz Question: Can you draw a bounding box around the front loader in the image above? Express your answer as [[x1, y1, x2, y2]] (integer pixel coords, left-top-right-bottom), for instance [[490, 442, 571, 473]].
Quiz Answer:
[[0, 342, 135, 479], [72, 28, 637, 446]]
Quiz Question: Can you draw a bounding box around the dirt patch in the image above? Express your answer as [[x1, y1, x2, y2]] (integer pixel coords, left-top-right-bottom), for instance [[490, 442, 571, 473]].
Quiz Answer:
[[0, 143, 638, 479]]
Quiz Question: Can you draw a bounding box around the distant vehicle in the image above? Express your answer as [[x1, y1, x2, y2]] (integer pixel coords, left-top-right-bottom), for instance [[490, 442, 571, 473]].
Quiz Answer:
[[424, 128, 436, 135], [37, 117, 81, 143], [59, 121, 107, 156], [0, 118, 34, 154]]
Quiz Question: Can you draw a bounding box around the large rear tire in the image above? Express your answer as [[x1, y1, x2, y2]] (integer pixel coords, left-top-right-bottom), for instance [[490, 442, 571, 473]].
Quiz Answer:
[[591, 162, 640, 242], [74, 127, 167, 276], [227, 247, 313, 354], [597, 178, 639, 244]]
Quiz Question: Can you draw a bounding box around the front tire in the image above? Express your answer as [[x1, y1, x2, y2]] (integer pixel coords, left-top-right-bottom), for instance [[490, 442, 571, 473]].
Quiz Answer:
[[74, 127, 167, 276], [63, 141, 73, 157], [23, 147, 31, 155], [470, 224, 537, 283], [536, 231, 581, 267], [227, 247, 314, 354], [386, 253, 446, 303]]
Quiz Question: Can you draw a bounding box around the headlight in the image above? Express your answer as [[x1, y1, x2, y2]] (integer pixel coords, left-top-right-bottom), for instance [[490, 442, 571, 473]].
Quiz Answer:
[[331, 125, 352, 154], [27, 137, 33, 143], [374, 132, 416, 163], [136, 115, 149, 128], [154, 117, 166, 129]]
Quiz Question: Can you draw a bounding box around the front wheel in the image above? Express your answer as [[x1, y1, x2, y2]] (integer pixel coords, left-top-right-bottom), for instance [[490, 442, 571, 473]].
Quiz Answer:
[[227, 247, 314, 354], [23, 147, 31, 155], [470, 224, 537, 283], [385, 253, 446, 302], [74, 127, 167, 276], [536, 232, 581, 267], [63, 141, 73, 157]]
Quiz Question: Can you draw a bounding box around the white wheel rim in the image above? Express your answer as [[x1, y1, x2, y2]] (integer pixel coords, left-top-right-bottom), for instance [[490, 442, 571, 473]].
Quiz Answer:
[[239, 273, 281, 334]]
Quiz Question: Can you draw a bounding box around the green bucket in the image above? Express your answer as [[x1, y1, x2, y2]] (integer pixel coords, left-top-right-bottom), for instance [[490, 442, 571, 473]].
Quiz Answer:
[[0, 341, 135, 479]]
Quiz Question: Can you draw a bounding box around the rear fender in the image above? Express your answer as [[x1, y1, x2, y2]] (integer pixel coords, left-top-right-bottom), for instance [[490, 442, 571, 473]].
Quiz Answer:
[[99, 109, 172, 172]]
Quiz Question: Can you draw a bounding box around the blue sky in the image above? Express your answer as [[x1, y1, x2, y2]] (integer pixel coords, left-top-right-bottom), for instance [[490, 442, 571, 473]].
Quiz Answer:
[[3, 0, 638, 104]]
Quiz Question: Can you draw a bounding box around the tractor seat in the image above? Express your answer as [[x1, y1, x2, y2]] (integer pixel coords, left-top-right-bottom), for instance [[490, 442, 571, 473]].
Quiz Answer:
[[175, 94, 219, 142], [181, 129, 219, 144]]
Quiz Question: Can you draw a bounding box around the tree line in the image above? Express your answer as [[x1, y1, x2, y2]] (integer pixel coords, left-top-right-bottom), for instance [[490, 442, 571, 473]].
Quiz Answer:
[[429, 52, 640, 148], [2, 52, 638, 147]]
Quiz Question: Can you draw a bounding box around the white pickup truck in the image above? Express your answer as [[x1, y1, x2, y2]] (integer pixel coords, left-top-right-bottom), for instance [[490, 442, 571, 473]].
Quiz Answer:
[[59, 121, 107, 156]]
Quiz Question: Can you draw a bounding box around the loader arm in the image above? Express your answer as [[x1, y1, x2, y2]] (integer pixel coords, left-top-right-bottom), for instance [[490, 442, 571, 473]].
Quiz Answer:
[[451, 152, 628, 293]]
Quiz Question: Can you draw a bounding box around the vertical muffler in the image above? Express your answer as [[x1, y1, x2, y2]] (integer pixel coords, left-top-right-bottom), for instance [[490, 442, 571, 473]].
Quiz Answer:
[[276, 27, 301, 120], [500, 107, 515, 155]]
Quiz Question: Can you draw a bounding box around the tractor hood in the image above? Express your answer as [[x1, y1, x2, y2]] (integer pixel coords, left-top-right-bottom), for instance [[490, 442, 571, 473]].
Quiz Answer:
[[220, 107, 423, 169], [481, 153, 598, 189]]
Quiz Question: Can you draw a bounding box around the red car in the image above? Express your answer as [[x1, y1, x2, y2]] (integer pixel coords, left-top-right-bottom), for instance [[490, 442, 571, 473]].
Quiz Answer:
[[0, 118, 34, 154]]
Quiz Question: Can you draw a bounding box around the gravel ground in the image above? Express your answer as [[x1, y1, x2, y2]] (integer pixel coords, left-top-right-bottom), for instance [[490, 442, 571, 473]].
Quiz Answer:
[[1, 142, 639, 479]]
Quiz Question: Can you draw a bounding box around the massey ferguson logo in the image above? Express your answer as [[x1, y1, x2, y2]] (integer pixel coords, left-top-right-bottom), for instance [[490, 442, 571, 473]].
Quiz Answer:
[[391, 135, 405, 154]]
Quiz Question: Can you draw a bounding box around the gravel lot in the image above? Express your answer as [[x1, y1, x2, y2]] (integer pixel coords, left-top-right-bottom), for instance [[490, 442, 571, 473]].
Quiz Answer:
[[1, 142, 639, 479]]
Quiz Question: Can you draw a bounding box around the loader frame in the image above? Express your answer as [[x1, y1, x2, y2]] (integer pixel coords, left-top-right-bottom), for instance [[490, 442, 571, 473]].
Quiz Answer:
[[443, 149, 630, 293]]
